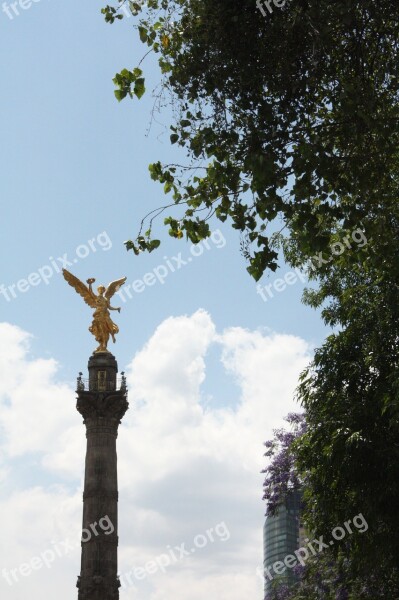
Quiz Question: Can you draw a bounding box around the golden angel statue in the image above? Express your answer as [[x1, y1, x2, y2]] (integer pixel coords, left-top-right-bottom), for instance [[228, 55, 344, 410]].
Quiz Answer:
[[62, 269, 127, 353]]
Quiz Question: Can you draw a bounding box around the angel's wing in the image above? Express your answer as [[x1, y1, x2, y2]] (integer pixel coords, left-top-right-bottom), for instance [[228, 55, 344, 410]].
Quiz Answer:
[[105, 276, 127, 300], [62, 269, 97, 308]]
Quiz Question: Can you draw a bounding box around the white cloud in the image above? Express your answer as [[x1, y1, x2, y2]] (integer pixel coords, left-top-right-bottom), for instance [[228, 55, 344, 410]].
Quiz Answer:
[[0, 322, 83, 476], [0, 314, 312, 599]]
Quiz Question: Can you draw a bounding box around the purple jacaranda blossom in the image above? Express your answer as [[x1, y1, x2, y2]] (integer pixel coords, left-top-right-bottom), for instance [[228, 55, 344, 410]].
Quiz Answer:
[[262, 412, 306, 515]]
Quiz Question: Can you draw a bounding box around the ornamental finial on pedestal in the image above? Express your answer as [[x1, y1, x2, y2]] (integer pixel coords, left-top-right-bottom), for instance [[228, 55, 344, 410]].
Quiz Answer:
[[62, 269, 127, 353]]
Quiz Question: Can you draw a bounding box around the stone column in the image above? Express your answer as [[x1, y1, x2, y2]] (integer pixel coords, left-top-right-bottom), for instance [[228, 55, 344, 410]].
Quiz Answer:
[[76, 352, 128, 600]]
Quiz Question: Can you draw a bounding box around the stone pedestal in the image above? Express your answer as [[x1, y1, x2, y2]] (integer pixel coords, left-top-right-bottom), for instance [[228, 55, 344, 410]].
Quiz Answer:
[[76, 352, 128, 600]]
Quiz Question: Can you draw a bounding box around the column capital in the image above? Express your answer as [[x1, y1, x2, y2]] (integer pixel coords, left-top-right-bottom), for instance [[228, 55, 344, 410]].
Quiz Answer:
[[76, 390, 129, 424]]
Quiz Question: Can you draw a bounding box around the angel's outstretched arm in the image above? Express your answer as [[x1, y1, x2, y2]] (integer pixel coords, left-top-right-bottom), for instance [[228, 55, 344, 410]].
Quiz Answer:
[[109, 305, 121, 313], [86, 278, 96, 295]]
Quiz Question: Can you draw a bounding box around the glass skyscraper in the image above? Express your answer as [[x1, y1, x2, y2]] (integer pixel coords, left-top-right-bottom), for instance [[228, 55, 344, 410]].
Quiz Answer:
[[263, 489, 303, 598]]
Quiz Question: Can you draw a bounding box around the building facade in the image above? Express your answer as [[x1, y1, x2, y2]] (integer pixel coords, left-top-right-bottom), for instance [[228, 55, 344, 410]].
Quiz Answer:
[[263, 489, 303, 598]]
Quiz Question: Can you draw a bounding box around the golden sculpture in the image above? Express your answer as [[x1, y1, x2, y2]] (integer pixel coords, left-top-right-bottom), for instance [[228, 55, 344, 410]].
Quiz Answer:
[[62, 269, 127, 353]]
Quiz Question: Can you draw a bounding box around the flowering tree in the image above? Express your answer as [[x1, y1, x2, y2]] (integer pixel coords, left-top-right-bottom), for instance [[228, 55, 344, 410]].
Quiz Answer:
[[263, 414, 399, 599], [262, 412, 306, 515]]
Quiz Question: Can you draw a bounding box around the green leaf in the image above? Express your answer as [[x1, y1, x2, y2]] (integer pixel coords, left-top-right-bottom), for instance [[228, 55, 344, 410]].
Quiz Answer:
[[138, 26, 148, 43], [114, 89, 127, 102], [134, 78, 146, 99]]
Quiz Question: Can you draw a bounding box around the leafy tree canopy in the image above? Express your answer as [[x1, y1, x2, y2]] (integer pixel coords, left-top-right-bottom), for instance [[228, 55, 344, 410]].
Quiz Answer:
[[103, 0, 399, 279], [295, 202, 399, 573]]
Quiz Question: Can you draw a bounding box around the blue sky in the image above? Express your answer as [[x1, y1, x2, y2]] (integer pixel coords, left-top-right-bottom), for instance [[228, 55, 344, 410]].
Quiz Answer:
[[0, 2, 328, 599]]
